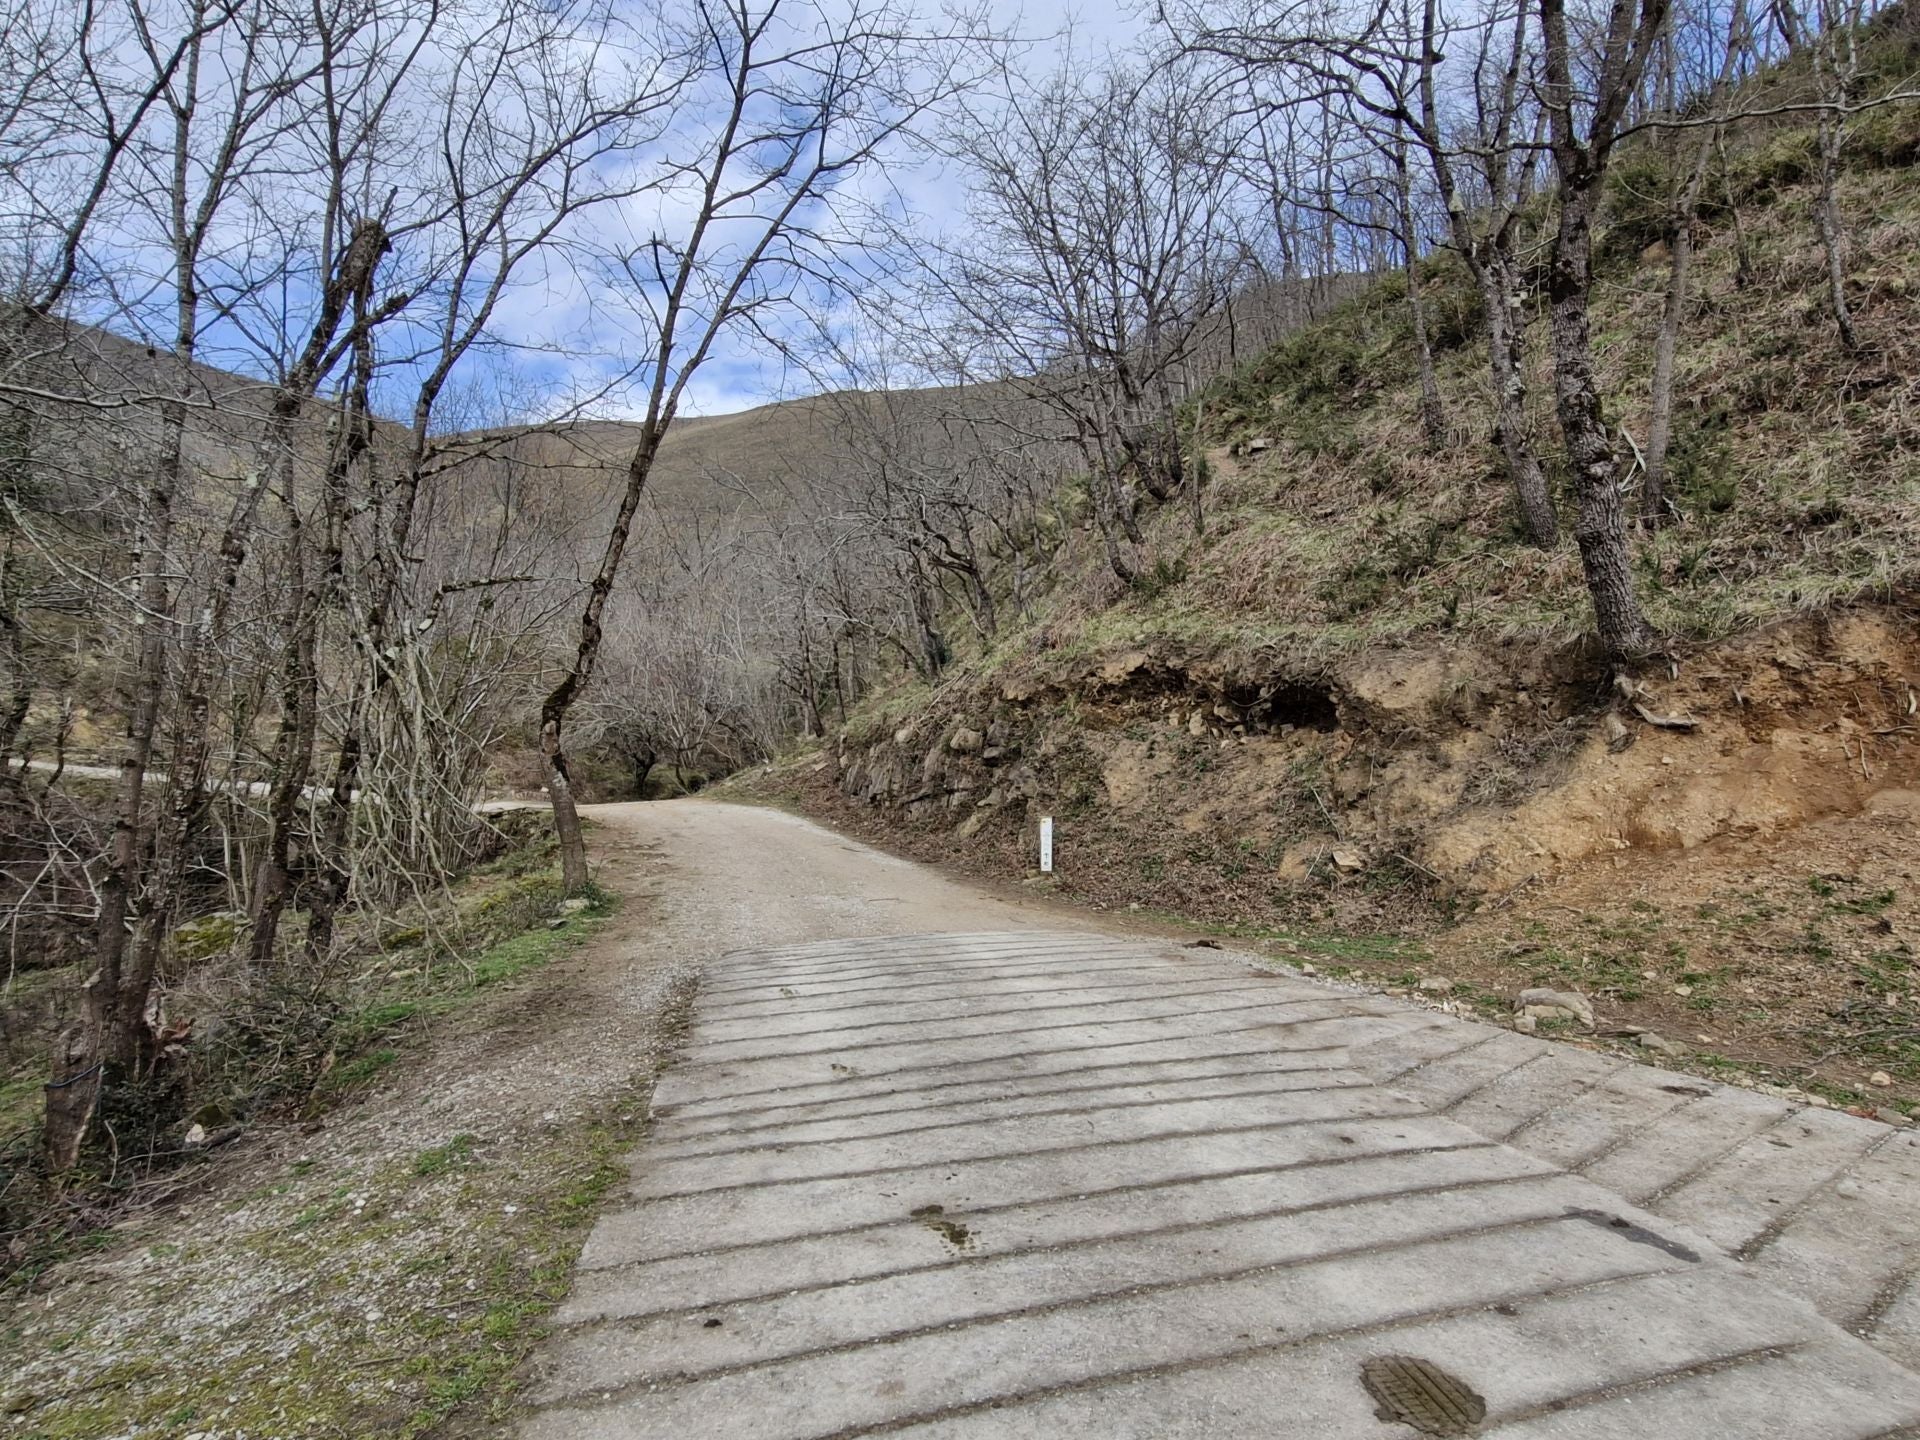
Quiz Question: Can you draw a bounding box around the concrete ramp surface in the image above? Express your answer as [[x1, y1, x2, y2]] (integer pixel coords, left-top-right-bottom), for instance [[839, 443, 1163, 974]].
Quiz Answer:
[[521, 930, 1920, 1439]]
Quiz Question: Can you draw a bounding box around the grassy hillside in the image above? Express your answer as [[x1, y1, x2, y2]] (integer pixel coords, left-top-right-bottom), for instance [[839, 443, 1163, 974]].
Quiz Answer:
[[743, 50, 1920, 1115], [1023, 115, 1920, 673]]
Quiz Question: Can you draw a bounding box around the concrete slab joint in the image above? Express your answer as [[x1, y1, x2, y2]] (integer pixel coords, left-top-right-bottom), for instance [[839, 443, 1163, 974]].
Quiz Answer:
[[521, 928, 1920, 1439]]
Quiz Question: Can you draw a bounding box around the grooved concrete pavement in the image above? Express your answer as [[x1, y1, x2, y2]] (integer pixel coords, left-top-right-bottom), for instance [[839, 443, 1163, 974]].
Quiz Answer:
[[518, 800, 1920, 1438]]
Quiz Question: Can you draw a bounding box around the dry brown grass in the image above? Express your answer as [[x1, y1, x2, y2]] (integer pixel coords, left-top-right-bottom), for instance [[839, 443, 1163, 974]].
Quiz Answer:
[[913, 117, 1920, 688]]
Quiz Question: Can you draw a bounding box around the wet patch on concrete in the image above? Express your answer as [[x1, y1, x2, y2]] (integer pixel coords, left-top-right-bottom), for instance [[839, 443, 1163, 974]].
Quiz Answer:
[[1564, 1207, 1702, 1263], [1360, 1354, 1487, 1435], [910, 1203, 975, 1251]]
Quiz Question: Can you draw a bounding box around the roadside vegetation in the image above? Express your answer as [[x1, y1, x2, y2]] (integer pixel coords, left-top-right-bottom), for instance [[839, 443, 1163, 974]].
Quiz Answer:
[[2, 814, 597, 1271], [0, 817, 655, 1435], [6, 0, 1920, 1401]]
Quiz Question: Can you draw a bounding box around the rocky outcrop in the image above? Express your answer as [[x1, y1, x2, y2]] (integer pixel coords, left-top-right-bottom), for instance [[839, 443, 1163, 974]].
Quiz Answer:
[[830, 606, 1920, 897], [837, 716, 1036, 824]]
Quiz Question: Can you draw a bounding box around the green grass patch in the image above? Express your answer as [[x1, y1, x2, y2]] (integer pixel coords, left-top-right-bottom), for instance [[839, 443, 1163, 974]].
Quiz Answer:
[[413, 1134, 478, 1177], [315, 875, 616, 1112], [323, 1048, 399, 1094]]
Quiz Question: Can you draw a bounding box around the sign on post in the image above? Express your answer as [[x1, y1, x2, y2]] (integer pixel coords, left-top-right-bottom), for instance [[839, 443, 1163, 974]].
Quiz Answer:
[[1039, 815, 1054, 873]]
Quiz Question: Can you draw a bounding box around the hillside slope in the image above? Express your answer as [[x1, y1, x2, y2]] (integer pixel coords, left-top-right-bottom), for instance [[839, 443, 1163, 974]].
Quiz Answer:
[[741, 65, 1920, 1115]]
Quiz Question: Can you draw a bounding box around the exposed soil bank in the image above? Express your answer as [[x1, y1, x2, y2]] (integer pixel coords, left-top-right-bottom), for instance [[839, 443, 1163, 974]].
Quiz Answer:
[[740, 602, 1920, 1113]]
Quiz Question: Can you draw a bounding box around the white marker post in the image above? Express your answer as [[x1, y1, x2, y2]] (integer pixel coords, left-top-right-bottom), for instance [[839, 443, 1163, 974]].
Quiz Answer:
[[1039, 815, 1054, 873]]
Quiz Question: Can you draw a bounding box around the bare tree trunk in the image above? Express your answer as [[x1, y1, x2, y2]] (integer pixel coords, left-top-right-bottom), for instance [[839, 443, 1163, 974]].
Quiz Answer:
[[1412, 0, 1556, 544], [1771, 0, 1806, 51], [1405, 264, 1446, 453], [1814, 105, 1859, 352], [1547, 189, 1654, 657], [629, 748, 658, 797], [543, 730, 590, 894], [267, 458, 390, 956], [1645, 4, 1748, 525], [0, 367, 35, 768], [967, 568, 997, 639], [248, 237, 382, 969], [1088, 460, 1141, 585], [1805, 0, 1864, 349], [1128, 431, 1179, 504], [1541, 0, 1664, 660], [304, 408, 423, 953], [0, 530, 33, 767], [1483, 259, 1559, 545], [1112, 467, 1146, 547], [146, 393, 301, 982], [1394, 147, 1447, 451], [247, 524, 319, 969], [1642, 217, 1694, 526], [1190, 398, 1208, 536], [908, 554, 948, 678], [49, 334, 193, 1166], [301, 681, 364, 964], [543, 423, 667, 893]]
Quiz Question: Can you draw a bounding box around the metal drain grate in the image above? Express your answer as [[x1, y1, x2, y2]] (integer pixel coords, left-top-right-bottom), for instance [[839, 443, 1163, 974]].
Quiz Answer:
[[1360, 1355, 1487, 1435]]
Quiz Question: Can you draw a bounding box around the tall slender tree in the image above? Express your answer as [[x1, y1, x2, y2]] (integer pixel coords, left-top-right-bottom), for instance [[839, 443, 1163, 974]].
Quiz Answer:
[[539, 0, 990, 891], [1539, 0, 1668, 657]]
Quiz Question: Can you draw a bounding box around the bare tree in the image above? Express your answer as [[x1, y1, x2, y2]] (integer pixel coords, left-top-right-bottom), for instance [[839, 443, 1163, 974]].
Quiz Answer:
[[47, 0, 327, 1168], [937, 54, 1251, 585], [1809, 0, 1868, 351], [1641, 0, 1753, 524], [16, 0, 686, 1168], [539, 0, 987, 891], [269, 0, 683, 965], [1414, 0, 1559, 543], [1539, 0, 1668, 658], [813, 367, 1062, 668], [1165, 0, 1562, 543], [1391, 135, 1450, 450]]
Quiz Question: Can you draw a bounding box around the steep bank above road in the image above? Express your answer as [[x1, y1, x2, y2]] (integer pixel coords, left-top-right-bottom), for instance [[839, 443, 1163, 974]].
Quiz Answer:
[[728, 44, 1920, 1115]]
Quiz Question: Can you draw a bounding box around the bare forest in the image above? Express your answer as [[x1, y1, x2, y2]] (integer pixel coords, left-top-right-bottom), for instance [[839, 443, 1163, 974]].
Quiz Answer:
[[3, 0, 1918, 1282]]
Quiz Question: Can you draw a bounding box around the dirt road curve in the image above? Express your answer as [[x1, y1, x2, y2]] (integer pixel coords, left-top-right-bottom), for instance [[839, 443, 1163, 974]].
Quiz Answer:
[[520, 799, 1920, 1438]]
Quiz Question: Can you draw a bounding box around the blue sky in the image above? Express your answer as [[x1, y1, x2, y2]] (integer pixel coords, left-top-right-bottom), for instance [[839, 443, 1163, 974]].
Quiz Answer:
[[21, 0, 1157, 426], [490, 0, 1159, 420]]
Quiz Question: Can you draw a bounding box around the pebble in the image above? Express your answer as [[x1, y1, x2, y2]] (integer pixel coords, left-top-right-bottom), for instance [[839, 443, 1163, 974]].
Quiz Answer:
[[1870, 1071, 1894, 1087], [1637, 1032, 1691, 1059], [1516, 986, 1596, 1027]]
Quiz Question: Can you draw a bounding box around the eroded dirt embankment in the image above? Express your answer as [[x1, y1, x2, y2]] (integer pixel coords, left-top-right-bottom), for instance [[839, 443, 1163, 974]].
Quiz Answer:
[[833, 605, 1920, 896], [763, 602, 1920, 1108]]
